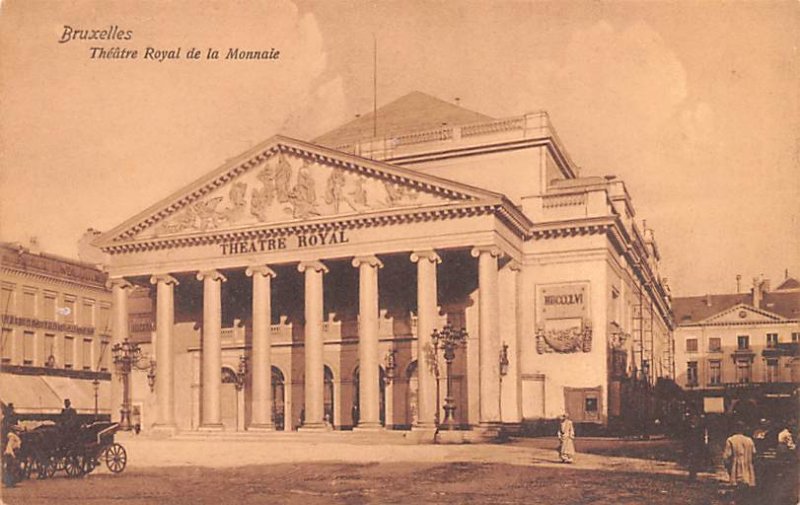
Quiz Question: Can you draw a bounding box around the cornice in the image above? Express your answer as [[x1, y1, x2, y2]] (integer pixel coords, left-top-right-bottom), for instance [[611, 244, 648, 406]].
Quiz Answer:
[[0, 267, 110, 294], [101, 200, 518, 254]]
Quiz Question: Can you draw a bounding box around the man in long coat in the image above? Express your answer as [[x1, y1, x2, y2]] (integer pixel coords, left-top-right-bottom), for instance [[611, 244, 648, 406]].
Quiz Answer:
[[723, 422, 757, 503]]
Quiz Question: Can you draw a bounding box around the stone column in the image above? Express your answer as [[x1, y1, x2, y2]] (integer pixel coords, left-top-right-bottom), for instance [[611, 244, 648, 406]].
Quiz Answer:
[[107, 277, 132, 425], [150, 274, 179, 430], [352, 255, 383, 430], [298, 260, 328, 430], [245, 265, 277, 431], [499, 260, 523, 424], [410, 250, 441, 429], [197, 269, 227, 430], [471, 246, 502, 428]]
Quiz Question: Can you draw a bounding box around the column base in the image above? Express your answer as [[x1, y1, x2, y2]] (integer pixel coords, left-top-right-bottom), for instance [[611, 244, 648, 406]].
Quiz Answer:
[[247, 423, 275, 432], [198, 423, 225, 432], [412, 422, 438, 431], [150, 424, 178, 438], [353, 422, 383, 432], [298, 422, 332, 432]]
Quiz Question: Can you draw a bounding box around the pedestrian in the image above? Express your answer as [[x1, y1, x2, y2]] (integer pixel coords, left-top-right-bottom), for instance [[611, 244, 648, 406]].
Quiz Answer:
[[777, 422, 796, 454], [723, 422, 756, 504], [684, 413, 708, 481], [2, 424, 22, 487], [557, 414, 576, 463]]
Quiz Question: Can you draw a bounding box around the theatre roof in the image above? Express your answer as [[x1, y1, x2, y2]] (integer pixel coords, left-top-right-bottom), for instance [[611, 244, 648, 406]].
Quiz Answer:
[[313, 91, 493, 148]]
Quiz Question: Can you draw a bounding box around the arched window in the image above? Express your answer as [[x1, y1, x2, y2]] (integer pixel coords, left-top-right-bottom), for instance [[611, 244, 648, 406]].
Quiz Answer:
[[221, 367, 238, 384], [352, 365, 387, 427], [272, 366, 285, 431], [324, 365, 334, 427]]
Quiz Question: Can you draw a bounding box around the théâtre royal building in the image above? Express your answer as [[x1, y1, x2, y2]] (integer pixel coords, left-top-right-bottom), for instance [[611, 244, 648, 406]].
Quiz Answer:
[[92, 92, 674, 437]]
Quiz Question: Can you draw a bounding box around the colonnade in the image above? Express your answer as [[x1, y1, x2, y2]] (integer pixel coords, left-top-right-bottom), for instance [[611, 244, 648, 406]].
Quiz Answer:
[[108, 246, 512, 432]]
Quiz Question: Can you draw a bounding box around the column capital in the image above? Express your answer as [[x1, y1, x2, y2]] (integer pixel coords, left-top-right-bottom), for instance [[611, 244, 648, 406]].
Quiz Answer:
[[150, 274, 179, 286], [351, 255, 384, 269], [196, 270, 227, 283], [245, 265, 278, 278], [506, 259, 522, 272], [470, 246, 504, 259], [297, 260, 329, 274], [410, 250, 441, 264], [106, 277, 133, 290]]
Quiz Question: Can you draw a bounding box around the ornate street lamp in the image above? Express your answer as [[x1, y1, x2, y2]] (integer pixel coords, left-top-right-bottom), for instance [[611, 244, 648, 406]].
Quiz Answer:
[[384, 349, 397, 383], [234, 354, 248, 391], [431, 324, 468, 430], [112, 338, 153, 430]]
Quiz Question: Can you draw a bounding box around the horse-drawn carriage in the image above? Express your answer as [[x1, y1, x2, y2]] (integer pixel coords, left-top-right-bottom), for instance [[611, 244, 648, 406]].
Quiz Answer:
[[15, 421, 127, 480]]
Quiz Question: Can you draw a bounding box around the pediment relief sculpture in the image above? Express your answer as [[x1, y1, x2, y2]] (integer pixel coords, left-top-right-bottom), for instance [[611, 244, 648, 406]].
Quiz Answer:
[[149, 152, 446, 238]]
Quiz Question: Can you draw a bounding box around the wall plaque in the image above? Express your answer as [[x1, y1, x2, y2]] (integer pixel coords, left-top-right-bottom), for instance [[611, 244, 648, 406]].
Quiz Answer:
[[536, 283, 592, 353]]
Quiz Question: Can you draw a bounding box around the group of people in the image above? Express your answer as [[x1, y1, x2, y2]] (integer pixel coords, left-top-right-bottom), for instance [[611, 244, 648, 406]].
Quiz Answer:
[[2, 399, 79, 487]]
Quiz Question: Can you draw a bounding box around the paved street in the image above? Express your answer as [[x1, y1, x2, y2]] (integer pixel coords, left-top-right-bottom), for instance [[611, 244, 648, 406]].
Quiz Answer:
[[2, 434, 730, 505]]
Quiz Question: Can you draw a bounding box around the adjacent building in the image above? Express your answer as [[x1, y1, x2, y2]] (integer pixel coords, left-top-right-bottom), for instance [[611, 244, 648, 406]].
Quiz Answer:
[[91, 92, 674, 435], [674, 276, 800, 418], [0, 241, 112, 420]]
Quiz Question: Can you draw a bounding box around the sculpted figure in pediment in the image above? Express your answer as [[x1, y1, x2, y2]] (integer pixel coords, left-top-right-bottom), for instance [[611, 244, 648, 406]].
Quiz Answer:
[[274, 153, 293, 203], [286, 162, 319, 219], [220, 182, 248, 223], [350, 177, 368, 208], [194, 197, 224, 231], [250, 166, 276, 222]]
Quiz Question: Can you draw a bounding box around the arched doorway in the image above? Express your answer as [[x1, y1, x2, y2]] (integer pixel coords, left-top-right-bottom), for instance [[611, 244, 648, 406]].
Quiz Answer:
[[352, 365, 387, 427], [324, 365, 334, 428], [221, 366, 239, 431], [405, 360, 418, 427], [272, 366, 285, 431]]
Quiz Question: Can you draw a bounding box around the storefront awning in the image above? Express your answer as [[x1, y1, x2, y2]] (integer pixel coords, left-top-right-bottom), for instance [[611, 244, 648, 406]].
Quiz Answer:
[[0, 373, 110, 415]]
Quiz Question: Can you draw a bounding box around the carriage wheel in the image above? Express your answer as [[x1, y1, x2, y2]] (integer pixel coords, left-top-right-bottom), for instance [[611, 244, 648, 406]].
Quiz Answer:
[[105, 443, 127, 473], [38, 455, 57, 479], [64, 454, 86, 478], [19, 457, 33, 480]]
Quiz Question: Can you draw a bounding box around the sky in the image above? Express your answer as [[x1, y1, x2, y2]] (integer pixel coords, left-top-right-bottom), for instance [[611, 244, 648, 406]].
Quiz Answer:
[[0, 0, 798, 297]]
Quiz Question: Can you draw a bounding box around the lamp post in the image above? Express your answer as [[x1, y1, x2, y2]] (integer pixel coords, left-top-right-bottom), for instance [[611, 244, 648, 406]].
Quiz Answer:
[[498, 342, 509, 429], [234, 354, 248, 391], [112, 338, 154, 431], [431, 324, 468, 430], [92, 378, 100, 418]]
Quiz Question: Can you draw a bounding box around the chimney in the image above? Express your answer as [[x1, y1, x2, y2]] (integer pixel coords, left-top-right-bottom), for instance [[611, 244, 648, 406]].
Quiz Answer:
[[28, 236, 41, 255], [752, 277, 762, 308], [761, 278, 771, 294]]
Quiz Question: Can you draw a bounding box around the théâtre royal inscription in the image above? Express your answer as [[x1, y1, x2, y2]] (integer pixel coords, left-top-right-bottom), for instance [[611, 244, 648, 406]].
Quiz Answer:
[[58, 25, 280, 62], [221, 230, 349, 256]]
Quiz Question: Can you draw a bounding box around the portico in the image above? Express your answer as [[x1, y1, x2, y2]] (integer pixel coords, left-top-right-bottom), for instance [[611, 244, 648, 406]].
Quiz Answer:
[[97, 137, 528, 435]]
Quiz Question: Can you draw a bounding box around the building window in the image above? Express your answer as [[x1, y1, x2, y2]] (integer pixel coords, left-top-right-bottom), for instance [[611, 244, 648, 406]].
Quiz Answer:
[[686, 338, 698, 353], [63, 297, 76, 324], [81, 301, 94, 327], [708, 337, 722, 352], [737, 335, 750, 350], [64, 336, 74, 368], [22, 290, 36, 317], [708, 360, 721, 386], [1, 328, 12, 363], [792, 332, 800, 343], [99, 339, 110, 371], [44, 333, 56, 367], [0, 286, 13, 314], [736, 359, 752, 383], [44, 293, 56, 321], [98, 305, 111, 335], [766, 333, 778, 348], [23, 331, 35, 365], [82, 338, 92, 370], [765, 358, 780, 383], [687, 361, 698, 387]]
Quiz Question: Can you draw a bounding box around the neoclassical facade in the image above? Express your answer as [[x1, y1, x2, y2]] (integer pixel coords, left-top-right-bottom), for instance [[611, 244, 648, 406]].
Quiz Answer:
[[93, 93, 673, 434]]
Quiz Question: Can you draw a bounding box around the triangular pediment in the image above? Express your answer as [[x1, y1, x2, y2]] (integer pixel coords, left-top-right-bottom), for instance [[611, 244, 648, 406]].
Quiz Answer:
[[95, 136, 506, 247], [701, 303, 786, 325]]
